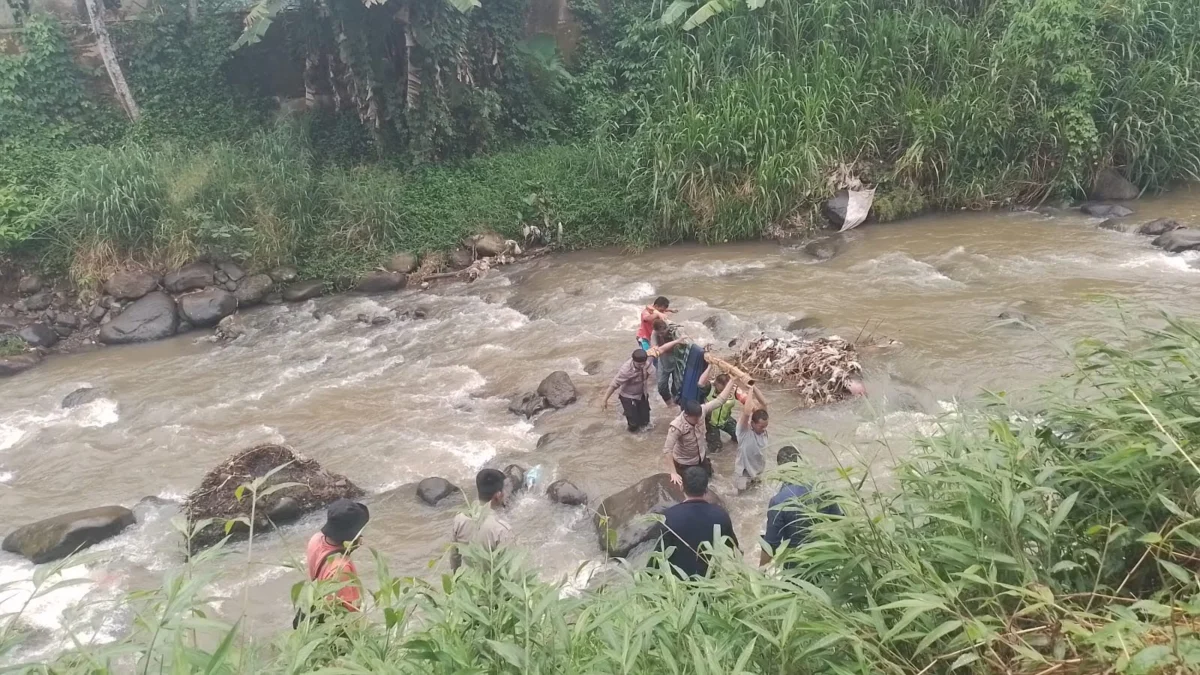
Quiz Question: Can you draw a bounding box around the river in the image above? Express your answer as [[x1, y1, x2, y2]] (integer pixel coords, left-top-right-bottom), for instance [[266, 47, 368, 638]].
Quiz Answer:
[[2, 190, 1199, 660]]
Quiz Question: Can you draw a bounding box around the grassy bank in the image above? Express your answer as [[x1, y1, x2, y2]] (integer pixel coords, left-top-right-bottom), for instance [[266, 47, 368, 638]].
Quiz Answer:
[[5, 318, 1200, 672], [24, 127, 641, 288]]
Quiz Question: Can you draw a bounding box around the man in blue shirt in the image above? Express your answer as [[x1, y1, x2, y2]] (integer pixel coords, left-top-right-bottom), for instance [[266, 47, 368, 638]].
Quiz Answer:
[[656, 466, 738, 578], [760, 446, 843, 566]]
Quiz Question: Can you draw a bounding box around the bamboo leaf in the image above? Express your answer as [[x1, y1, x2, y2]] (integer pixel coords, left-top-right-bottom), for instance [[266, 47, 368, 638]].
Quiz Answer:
[[1049, 491, 1079, 532], [913, 619, 963, 655]]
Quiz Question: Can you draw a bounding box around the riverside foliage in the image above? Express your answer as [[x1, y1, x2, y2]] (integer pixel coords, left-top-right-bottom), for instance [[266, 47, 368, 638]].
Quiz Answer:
[[4, 0, 1200, 276], [7, 318, 1200, 673]]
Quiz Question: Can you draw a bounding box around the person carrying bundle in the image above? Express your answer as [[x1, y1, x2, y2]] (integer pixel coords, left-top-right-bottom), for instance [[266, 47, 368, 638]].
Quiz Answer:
[[734, 385, 769, 492], [649, 318, 688, 409], [636, 297, 674, 351]]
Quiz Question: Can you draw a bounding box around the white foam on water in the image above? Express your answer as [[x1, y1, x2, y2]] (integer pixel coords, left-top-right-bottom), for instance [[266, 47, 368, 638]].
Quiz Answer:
[[74, 399, 119, 428], [608, 281, 656, 302], [0, 471, 13, 483], [1119, 251, 1200, 273], [0, 424, 25, 452], [0, 559, 123, 653], [431, 438, 497, 469], [856, 400, 959, 440], [681, 259, 767, 277], [849, 253, 964, 289]]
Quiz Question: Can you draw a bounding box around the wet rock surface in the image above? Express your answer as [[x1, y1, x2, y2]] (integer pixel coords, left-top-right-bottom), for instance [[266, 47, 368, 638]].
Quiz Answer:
[[2, 506, 136, 564]]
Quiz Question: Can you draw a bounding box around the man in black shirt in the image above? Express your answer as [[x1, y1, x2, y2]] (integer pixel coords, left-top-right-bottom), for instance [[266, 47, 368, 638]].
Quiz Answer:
[[655, 466, 738, 578]]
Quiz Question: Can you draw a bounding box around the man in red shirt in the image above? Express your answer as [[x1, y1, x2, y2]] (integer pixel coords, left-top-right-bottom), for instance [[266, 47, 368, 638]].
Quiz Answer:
[[637, 296, 673, 350], [297, 499, 370, 626]]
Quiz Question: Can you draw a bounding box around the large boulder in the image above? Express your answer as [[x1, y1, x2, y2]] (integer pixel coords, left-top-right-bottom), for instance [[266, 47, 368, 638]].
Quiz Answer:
[[800, 236, 844, 262], [1081, 203, 1133, 218], [63, 387, 108, 409], [595, 473, 725, 557], [54, 312, 79, 337], [1153, 228, 1200, 253], [184, 444, 364, 551], [0, 353, 40, 378], [548, 480, 587, 506], [98, 292, 178, 345], [1139, 219, 1182, 237], [163, 262, 216, 294], [416, 477, 462, 506], [508, 392, 548, 418], [387, 252, 419, 274], [282, 281, 323, 302], [465, 232, 507, 257], [1091, 168, 1139, 201], [234, 274, 274, 307], [105, 271, 159, 300], [178, 289, 238, 327], [354, 271, 407, 294], [1096, 219, 1131, 233], [18, 322, 58, 348], [537, 371, 577, 409], [2, 506, 136, 564]]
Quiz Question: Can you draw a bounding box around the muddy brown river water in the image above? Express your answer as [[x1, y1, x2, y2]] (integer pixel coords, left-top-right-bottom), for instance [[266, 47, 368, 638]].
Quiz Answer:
[[2, 189, 1200, 658]]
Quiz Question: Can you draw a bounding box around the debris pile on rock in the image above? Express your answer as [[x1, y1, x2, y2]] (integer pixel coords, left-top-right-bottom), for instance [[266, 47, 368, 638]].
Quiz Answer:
[[727, 335, 862, 407], [184, 444, 364, 551]]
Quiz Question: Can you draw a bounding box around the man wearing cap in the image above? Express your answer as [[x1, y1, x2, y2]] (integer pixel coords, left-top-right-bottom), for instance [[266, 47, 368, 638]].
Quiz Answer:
[[450, 468, 513, 570], [663, 377, 737, 486], [602, 348, 656, 432], [301, 498, 370, 621]]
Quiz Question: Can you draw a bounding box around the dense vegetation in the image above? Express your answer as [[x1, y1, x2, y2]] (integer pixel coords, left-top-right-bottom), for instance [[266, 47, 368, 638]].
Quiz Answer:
[[4, 0, 1200, 285], [2, 317, 1198, 672]]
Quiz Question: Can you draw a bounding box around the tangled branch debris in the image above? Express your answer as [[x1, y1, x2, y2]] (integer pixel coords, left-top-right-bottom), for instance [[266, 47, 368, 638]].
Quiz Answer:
[[727, 335, 862, 408]]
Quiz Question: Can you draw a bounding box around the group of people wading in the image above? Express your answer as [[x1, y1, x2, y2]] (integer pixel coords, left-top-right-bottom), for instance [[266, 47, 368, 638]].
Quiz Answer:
[[295, 296, 842, 623]]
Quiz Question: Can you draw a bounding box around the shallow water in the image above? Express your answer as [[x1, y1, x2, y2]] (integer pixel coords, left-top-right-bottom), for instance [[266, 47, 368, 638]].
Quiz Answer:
[[2, 189, 1200, 658]]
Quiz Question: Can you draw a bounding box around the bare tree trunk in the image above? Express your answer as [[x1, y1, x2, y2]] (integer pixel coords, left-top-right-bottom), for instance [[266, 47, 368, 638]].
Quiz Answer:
[[83, 0, 140, 121], [188, 0, 198, 23]]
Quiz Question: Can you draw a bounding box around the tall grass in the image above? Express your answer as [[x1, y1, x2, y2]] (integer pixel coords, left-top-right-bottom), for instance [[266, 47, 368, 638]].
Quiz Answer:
[[30, 128, 637, 286], [624, 0, 1200, 241], [7, 317, 1200, 673]]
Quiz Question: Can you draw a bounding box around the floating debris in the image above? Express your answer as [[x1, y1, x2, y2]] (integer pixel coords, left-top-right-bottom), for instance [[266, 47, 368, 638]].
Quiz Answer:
[[725, 335, 863, 408]]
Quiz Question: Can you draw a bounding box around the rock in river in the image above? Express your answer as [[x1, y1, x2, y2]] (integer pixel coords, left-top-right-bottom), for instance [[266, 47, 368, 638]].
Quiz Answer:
[[509, 392, 548, 418], [595, 473, 725, 557], [178, 289, 238, 327], [503, 464, 527, 497], [538, 371, 577, 409], [62, 387, 108, 409], [184, 444, 364, 551], [416, 477, 462, 506], [548, 480, 587, 506], [163, 262, 216, 294], [1081, 203, 1133, 218], [1139, 218, 1182, 237], [98, 292, 179, 344], [282, 280, 324, 302], [19, 292, 53, 313], [18, 322, 58, 348], [822, 190, 851, 228], [354, 271, 407, 294], [0, 353, 40, 378], [1091, 168, 1140, 201], [1153, 228, 1200, 253], [234, 274, 274, 307], [105, 271, 159, 300], [2, 506, 136, 564]]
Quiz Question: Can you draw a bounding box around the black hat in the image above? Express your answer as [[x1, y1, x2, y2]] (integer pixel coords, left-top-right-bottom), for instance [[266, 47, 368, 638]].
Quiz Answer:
[[321, 499, 370, 544], [632, 348, 648, 363]]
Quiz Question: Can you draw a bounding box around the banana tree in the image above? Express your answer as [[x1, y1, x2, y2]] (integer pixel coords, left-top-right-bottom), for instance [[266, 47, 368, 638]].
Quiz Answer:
[[661, 0, 769, 31]]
